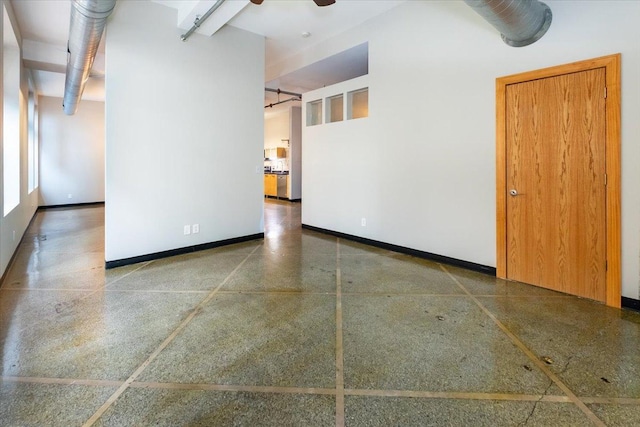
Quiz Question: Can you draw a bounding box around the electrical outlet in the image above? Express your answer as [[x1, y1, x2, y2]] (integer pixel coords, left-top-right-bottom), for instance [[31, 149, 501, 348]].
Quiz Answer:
[[183, 225, 191, 235], [361, 218, 366, 227], [67, 194, 72, 199], [192, 224, 200, 234]]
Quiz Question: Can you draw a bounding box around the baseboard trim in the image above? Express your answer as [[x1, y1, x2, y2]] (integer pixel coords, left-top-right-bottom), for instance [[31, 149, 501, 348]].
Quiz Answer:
[[622, 297, 640, 313], [105, 233, 264, 269], [264, 196, 301, 203], [39, 201, 105, 210], [301, 224, 496, 276]]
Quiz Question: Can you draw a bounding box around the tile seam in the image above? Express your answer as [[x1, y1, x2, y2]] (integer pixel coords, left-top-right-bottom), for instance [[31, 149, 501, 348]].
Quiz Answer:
[[4, 375, 637, 406], [5, 290, 566, 296], [130, 382, 336, 395], [0, 261, 152, 294], [0, 261, 155, 345], [103, 289, 209, 294], [335, 238, 345, 427], [341, 292, 467, 297], [104, 261, 154, 288], [0, 376, 123, 387], [0, 288, 98, 292], [81, 244, 262, 427], [217, 290, 337, 296], [439, 265, 606, 427], [344, 389, 571, 402]]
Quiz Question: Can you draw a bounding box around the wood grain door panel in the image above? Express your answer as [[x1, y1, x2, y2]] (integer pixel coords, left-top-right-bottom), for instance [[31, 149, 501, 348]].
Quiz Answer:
[[505, 69, 606, 301]]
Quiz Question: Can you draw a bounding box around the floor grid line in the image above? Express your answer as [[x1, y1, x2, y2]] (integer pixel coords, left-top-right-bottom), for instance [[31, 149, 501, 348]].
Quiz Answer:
[[81, 245, 262, 427], [335, 238, 345, 427], [3, 203, 640, 426], [4, 375, 640, 405], [440, 264, 607, 427]]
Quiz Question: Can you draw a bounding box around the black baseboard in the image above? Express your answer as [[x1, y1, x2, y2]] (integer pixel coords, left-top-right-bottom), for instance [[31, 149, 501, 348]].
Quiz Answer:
[[301, 224, 496, 276], [39, 201, 105, 210], [264, 196, 301, 203], [105, 233, 264, 269], [622, 297, 640, 313]]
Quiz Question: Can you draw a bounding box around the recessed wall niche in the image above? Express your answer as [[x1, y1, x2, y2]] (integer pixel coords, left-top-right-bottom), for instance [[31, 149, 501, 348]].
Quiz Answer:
[[326, 94, 344, 123], [347, 88, 368, 120]]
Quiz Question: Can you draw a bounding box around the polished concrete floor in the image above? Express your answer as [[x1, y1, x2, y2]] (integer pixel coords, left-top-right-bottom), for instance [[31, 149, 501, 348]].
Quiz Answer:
[[1, 201, 640, 426]]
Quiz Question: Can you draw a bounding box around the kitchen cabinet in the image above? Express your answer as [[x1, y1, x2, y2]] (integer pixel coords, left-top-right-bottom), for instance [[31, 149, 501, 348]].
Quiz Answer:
[[264, 147, 286, 159], [264, 174, 277, 197], [264, 173, 289, 199]]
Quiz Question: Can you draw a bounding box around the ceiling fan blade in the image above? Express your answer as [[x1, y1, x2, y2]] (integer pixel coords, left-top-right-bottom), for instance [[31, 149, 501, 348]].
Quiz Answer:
[[250, 0, 264, 4], [313, 0, 336, 6]]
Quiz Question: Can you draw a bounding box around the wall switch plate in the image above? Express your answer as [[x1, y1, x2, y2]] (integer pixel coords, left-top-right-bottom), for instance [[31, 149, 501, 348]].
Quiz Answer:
[[184, 225, 191, 235], [192, 224, 199, 234], [361, 218, 366, 226], [12, 230, 16, 241], [67, 194, 72, 199]]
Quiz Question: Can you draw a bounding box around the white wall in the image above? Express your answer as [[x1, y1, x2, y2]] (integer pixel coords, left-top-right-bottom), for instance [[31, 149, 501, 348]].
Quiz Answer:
[[264, 108, 289, 150], [303, 75, 374, 232], [39, 96, 104, 206], [0, 0, 38, 279], [105, 1, 264, 262], [289, 106, 302, 200], [3, 40, 20, 215], [264, 108, 289, 172], [298, 0, 640, 299]]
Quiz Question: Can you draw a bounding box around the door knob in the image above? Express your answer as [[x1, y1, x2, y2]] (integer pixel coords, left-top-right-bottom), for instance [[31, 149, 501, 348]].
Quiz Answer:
[[509, 189, 519, 196]]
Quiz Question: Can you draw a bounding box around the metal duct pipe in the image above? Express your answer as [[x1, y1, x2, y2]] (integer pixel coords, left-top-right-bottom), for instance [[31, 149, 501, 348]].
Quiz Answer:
[[464, 0, 552, 47], [63, 0, 116, 115]]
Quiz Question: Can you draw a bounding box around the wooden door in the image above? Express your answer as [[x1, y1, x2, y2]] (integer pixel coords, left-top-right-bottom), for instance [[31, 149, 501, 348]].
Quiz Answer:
[[505, 69, 607, 301]]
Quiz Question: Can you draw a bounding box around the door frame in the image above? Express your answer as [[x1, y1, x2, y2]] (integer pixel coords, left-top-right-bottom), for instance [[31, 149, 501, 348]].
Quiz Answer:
[[496, 54, 621, 308]]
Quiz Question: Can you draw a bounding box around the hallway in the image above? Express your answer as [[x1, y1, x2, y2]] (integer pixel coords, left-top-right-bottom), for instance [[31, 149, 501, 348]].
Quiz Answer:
[[1, 201, 639, 426]]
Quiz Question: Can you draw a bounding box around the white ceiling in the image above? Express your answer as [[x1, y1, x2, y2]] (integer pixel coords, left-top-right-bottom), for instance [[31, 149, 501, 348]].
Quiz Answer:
[[7, 0, 405, 104]]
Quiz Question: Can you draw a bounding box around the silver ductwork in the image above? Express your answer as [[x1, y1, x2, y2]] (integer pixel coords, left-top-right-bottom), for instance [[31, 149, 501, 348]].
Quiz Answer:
[[464, 0, 552, 47], [63, 0, 116, 115]]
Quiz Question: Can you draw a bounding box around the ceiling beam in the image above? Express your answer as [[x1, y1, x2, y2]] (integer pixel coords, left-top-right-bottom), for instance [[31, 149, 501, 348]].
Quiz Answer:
[[177, 0, 250, 37], [22, 39, 105, 76]]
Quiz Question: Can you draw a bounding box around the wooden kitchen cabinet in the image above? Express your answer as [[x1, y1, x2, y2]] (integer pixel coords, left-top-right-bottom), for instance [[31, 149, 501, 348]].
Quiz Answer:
[[264, 174, 277, 197], [264, 147, 287, 159]]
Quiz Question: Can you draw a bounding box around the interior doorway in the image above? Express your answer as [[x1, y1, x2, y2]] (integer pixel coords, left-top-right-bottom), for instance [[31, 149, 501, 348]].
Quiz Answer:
[[495, 54, 621, 308], [263, 105, 302, 202]]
